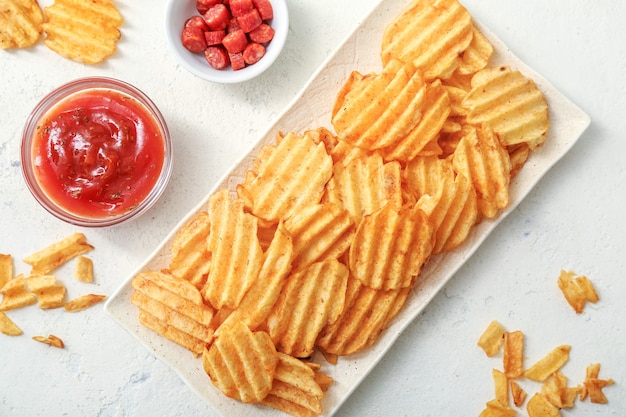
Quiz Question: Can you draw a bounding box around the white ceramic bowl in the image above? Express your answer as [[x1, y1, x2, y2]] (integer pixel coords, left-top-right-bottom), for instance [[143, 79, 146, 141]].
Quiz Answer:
[[165, 0, 289, 83]]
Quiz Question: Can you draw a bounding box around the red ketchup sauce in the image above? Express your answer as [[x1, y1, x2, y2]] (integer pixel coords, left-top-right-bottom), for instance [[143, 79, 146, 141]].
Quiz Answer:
[[31, 89, 165, 218]]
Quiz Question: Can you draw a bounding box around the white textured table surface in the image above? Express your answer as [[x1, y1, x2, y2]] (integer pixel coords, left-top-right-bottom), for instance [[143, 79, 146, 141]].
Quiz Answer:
[[1, 1, 624, 416]]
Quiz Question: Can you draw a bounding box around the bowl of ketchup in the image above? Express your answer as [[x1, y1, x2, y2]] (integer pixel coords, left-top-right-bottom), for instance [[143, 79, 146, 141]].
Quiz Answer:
[[21, 77, 173, 227]]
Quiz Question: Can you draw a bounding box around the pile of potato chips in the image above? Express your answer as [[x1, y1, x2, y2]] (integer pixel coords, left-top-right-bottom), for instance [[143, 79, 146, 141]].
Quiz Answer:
[[130, 0, 552, 415], [0, 233, 106, 344], [0, 0, 122, 64]]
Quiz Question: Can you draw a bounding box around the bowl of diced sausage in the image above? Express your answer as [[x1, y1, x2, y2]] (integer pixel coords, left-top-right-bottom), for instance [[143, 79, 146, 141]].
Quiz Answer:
[[165, 0, 288, 83]]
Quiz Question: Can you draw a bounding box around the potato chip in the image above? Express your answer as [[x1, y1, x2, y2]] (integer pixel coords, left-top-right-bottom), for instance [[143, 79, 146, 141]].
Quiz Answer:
[[456, 24, 494, 75], [284, 203, 355, 272], [0, 0, 44, 49], [217, 222, 294, 333], [64, 293, 106, 312], [349, 203, 433, 290], [26, 274, 67, 309], [580, 363, 614, 404], [527, 393, 561, 417], [0, 274, 37, 311], [0, 254, 13, 289], [478, 399, 517, 417], [541, 371, 577, 409], [169, 211, 211, 288], [23, 232, 94, 275], [74, 255, 94, 283], [265, 259, 348, 358], [324, 154, 402, 225], [42, 0, 123, 64], [331, 59, 426, 151], [452, 125, 511, 218], [203, 322, 278, 403], [507, 143, 531, 179], [477, 320, 505, 357], [0, 311, 22, 336], [138, 309, 207, 356], [203, 190, 264, 310], [503, 330, 524, 379], [492, 369, 508, 407], [463, 66, 550, 150], [524, 345, 570, 382], [510, 380, 527, 407], [557, 270, 599, 314], [261, 353, 325, 417], [380, 79, 451, 162], [32, 334, 65, 349], [237, 132, 333, 223], [316, 275, 411, 356], [381, 0, 473, 80]]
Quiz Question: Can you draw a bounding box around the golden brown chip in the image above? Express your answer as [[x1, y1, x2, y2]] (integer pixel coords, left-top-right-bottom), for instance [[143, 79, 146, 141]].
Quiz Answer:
[[477, 320, 505, 357], [580, 363, 614, 404], [507, 143, 531, 179], [203, 322, 278, 403], [524, 345, 571, 382], [74, 255, 94, 283], [0, 0, 44, 49], [557, 270, 599, 314], [452, 125, 511, 218], [316, 274, 411, 356], [261, 353, 325, 417], [503, 330, 524, 379], [138, 309, 207, 356], [456, 24, 494, 75], [265, 259, 348, 358], [331, 59, 426, 151], [217, 222, 294, 333], [324, 154, 402, 225], [237, 132, 333, 223], [27, 274, 67, 309], [32, 334, 65, 349], [203, 190, 264, 310], [381, 0, 474, 80], [526, 393, 561, 417], [463, 66, 550, 150], [510, 380, 527, 407], [541, 371, 577, 409], [0, 274, 37, 311], [349, 203, 433, 290], [23, 232, 94, 275], [492, 369, 508, 407], [169, 211, 211, 289], [0, 311, 22, 336], [284, 203, 355, 272], [42, 0, 123, 64], [478, 399, 517, 417], [64, 293, 107, 312], [0, 254, 13, 289]]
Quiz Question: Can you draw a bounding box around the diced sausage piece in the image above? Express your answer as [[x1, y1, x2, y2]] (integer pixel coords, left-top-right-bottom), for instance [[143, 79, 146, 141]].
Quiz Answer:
[[237, 8, 262, 33], [229, 0, 254, 17], [204, 30, 226, 46], [222, 28, 248, 54], [197, 0, 223, 15], [252, 0, 273, 20], [204, 4, 231, 31], [248, 23, 274, 43], [181, 27, 207, 53], [243, 42, 265, 65], [205, 46, 230, 69], [229, 52, 246, 70], [185, 15, 209, 31], [227, 17, 241, 33]]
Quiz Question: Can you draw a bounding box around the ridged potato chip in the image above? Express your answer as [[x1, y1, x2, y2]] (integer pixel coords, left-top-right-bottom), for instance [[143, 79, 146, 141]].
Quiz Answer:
[[0, 0, 44, 49], [456, 24, 494, 75], [349, 203, 433, 290], [452, 125, 511, 218], [381, 0, 473, 80], [42, 0, 123, 64], [203, 190, 264, 310], [237, 132, 333, 223], [203, 322, 278, 403], [261, 353, 325, 417], [138, 309, 207, 356], [331, 59, 426, 151], [27, 274, 66, 309], [0, 274, 36, 311], [463, 66, 550, 149], [316, 274, 411, 356], [23, 232, 93, 275], [265, 259, 348, 358], [169, 211, 211, 289]]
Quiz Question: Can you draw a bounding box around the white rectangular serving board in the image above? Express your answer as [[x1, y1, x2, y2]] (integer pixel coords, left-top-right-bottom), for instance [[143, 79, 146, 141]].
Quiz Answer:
[[105, 1, 591, 416]]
